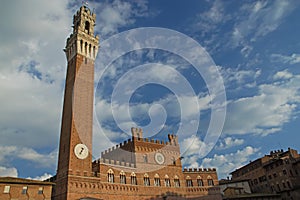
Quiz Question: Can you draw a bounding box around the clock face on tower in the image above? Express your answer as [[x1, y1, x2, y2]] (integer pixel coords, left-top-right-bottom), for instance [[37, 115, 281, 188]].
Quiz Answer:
[[155, 152, 165, 165], [74, 143, 89, 159]]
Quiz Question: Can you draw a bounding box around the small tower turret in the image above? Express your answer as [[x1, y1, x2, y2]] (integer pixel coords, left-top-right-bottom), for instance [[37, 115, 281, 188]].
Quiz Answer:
[[64, 6, 99, 61], [131, 127, 143, 139]]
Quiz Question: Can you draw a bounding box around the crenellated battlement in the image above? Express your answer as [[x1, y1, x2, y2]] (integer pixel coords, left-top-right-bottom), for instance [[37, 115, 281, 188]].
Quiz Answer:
[[270, 149, 284, 155], [168, 134, 178, 145], [100, 128, 180, 157], [100, 138, 133, 157], [132, 127, 178, 145], [183, 168, 217, 173], [73, 6, 96, 35], [131, 127, 143, 138], [134, 137, 170, 145], [93, 158, 135, 168]]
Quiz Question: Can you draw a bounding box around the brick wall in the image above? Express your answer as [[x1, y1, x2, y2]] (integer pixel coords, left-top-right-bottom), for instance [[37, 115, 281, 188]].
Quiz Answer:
[[0, 178, 53, 200]]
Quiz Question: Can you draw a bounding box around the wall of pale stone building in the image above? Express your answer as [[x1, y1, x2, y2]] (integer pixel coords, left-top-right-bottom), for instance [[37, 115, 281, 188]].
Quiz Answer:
[[231, 148, 300, 199], [0, 181, 53, 200]]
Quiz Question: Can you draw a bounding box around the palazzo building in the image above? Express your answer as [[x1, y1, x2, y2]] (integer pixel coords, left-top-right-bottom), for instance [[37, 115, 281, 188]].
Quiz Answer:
[[231, 148, 300, 199], [52, 6, 221, 200]]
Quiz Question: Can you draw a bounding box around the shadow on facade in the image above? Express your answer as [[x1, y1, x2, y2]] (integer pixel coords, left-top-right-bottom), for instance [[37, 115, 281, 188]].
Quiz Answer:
[[146, 186, 221, 200]]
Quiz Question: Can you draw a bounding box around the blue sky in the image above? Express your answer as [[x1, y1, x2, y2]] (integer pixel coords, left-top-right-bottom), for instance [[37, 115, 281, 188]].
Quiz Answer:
[[0, 0, 300, 180]]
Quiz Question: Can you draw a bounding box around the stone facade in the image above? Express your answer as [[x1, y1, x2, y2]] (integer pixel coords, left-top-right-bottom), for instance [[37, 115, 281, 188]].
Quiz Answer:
[[219, 179, 281, 200], [52, 5, 221, 200], [219, 179, 252, 196], [0, 177, 53, 200], [231, 148, 300, 199]]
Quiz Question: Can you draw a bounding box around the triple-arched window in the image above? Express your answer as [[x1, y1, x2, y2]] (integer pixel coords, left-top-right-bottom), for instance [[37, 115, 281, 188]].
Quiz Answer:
[[197, 175, 204, 186], [120, 170, 126, 184], [207, 175, 214, 186], [131, 172, 137, 185], [154, 174, 161, 186], [107, 169, 114, 183], [144, 173, 150, 186], [174, 175, 180, 187], [186, 176, 193, 187], [165, 174, 171, 187]]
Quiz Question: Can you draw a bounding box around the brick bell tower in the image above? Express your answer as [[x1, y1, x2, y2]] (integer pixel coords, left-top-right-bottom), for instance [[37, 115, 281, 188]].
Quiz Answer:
[[54, 6, 99, 200]]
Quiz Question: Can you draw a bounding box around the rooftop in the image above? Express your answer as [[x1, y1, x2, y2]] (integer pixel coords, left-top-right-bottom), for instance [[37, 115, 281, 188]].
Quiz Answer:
[[0, 177, 54, 185]]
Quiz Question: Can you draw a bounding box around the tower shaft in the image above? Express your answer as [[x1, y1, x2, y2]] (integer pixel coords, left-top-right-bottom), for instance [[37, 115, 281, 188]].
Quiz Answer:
[[54, 6, 99, 200]]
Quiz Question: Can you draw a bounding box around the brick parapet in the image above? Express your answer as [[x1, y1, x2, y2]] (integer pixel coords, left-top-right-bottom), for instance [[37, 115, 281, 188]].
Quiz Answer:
[[100, 132, 180, 158], [183, 168, 217, 173]]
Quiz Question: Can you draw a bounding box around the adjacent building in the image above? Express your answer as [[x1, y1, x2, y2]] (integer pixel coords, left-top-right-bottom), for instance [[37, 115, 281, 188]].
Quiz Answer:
[[0, 177, 54, 200], [219, 179, 280, 200], [219, 179, 252, 196], [230, 148, 300, 199]]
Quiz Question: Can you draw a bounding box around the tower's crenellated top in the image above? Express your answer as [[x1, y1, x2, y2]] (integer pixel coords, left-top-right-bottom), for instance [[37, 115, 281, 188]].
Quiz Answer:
[[168, 134, 178, 145], [65, 6, 99, 62], [131, 127, 143, 139], [73, 6, 96, 35]]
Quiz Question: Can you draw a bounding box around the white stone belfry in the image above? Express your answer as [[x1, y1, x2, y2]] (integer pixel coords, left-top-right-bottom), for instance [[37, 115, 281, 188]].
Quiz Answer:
[[64, 6, 99, 61]]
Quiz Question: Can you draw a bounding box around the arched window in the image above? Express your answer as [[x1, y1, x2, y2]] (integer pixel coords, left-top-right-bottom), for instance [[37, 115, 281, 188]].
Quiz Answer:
[[107, 169, 114, 183], [89, 44, 92, 57], [120, 170, 126, 184], [131, 172, 137, 185], [154, 174, 161, 186], [174, 175, 180, 187], [186, 176, 193, 187], [85, 21, 90, 34], [85, 42, 88, 55], [143, 154, 148, 163], [93, 46, 96, 58], [164, 175, 170, 187], [144, 173, 150, 186], [197, 175, 204, 186], [80, 40, 83, 52], [207, 175, 214, 186]]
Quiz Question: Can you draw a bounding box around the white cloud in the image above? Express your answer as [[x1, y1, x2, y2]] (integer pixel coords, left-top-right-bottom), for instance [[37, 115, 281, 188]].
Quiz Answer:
[[95, 92, 212, 138], [0, 146, 57, 168], [224, 73, 300, 135], [27, 173, 52, 181], [195, 0, 230, 34], [180, 137, 259, 178], [253, 1, 268, 13], [179, 135, 221, 168], [231, 0, 296, 53], [18, 148, 57, 168], [0, 71, 62, 148], [271, 53, 300, 65], [0, 0, 71, 79], [273, 69, 293, 80], [201, 146, 260, 179], [0, 166, 18, 177], [217, 137, 244, 149], [0, 1, 73, 152], [92, 0, 153, 37], [219, 66, 261, 89], [181, 135, 207, 157]]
